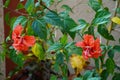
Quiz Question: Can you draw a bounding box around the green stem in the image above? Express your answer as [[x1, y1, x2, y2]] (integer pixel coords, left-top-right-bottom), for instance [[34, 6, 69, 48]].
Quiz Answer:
[[107, 0, 120, 45], [77, 31, 83, 40], [101, 0, 120, 70], [40, 1, 53, 12]]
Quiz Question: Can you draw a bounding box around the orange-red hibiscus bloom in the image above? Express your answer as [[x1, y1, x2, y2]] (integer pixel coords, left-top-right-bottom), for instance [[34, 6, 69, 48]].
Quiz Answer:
[[12, 25, 35, 51], [75, 34, 102, 60], [12, 25, 23, 41]]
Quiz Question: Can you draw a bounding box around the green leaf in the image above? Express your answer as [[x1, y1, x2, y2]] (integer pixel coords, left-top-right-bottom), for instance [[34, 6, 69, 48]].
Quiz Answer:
[[62, 77, 68, 80], [88, 0, 101, 12], [9, 49, 24, 67], [98, 25, 114, 40], [32, 43, 44, 60], [107, 46, 115, 59], [53, 62, 60, 72], [87, 26, 95, 36], [50, 75, 57, 80], [5, 12, 10, 25], [60, 13, 77, 35], [45, 10, 77, 39], [16, 3, 24, 10], [42, 0, 54, 7], [88, 77, 101, 80], [25, 0, 34, 14], [101, 69, 109, 80], [98, 0, 102, 5], [13, 16, 27, 29], [0, 52, 5, 61], [95, 9, 111, 18], [26, 20, 34, 35], [94, 58, 99, 69], [61, 5, 73, 12], [4, 0, 10, 8], [67, 44, 82, 56], [61, 64, 67, 76], [106, 58, 115, 74], [47, 43, 63, 52], [59, 11, 69, 18], [53, 52, 64, 72], [60, 34, 68, 45], [32, 19, 47, 40], [74, 78, 83, 80], [44, 11, 63, 27], [10, 17, 17, 29], [108, 49, 114, 59], [92, 9, 111, 25], [70, 19, 88, 32], [83, 70, 94, 80], [65, 42, 74, 49], [57, 0, 62, 3], [92, 18, 109, 25], [62, 17, 77, 39], [64, 53, 69, 63], [113, 45, 120, 52], [112, 73, 120, 80], [116, 7, 120, 14], [35, 1, 40, 7]]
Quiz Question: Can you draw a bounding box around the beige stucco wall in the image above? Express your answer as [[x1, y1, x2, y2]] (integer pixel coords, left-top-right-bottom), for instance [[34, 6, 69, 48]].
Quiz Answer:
[[0, 0, 5, 80]]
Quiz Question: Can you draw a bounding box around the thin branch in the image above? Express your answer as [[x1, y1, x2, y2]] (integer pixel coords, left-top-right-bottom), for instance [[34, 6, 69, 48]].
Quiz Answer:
[[77, 31, 83, 40], [40, 2, 53, 12], [101, 0, 120, 69], [110, 0, 120, 33], [106, 0, 120, 45], [0, 4, 28, 16], [5, 7, 28, 16]]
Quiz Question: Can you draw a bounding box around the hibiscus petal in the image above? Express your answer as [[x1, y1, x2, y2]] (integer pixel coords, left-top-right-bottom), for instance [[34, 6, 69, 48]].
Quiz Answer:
[[23, 35, 36, 47], [12, 25, 23, 40], [13, 43, 29, 51], [75, 34, 102, 60], [75, 42, 85, 48], [94, 38, 100, 50], [82, 52, 89, 60], [12, 37, 29, 51], [92, 51, 101, 58], [83, 34, 94, 47]]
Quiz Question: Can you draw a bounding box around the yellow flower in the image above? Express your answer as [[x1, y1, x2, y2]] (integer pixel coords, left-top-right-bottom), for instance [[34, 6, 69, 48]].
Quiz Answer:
[[70, 54, 86, 75]]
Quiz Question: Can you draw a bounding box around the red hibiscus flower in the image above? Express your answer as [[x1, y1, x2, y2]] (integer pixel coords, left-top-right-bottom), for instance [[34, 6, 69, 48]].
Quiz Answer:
[[12, 25, 23, 41], [12, 25, 36, 51], [75, 34, 102, 60]]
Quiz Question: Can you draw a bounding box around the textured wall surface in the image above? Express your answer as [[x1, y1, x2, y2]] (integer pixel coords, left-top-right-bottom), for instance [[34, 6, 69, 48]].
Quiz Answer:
[[0, 0, 5, 80]]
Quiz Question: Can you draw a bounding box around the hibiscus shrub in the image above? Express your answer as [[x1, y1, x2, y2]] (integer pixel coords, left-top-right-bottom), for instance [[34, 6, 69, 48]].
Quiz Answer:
[[1, 0, 120, 80]]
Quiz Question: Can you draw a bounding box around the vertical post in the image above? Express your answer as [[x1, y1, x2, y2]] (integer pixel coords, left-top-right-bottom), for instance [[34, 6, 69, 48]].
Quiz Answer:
[[0, 0, 5, 80]]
